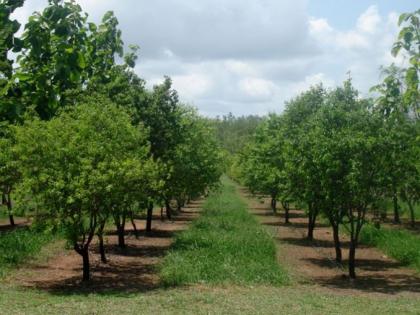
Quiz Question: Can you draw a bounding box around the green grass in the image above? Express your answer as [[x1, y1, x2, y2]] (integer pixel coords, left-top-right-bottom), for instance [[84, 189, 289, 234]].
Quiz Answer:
[[0, 227, 57, 277], [0, 284, 419, 315], [0, 178, 419, 314], [359, 224, 420, 271], [160, 177, 289, 286]]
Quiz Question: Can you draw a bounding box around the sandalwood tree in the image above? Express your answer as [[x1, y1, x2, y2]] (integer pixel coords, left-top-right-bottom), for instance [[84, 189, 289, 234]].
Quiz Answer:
[[282, 85, 326, 239], [239, 114, 291, 220], [167, 107, 223, 212], [14, 99, 153, 281]]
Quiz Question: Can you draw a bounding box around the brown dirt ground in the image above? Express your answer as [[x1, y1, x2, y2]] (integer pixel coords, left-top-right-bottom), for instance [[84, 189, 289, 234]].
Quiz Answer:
[[238, 187, 420, 297], [6, 200, 203, 294], [0, 217, 30, 232]]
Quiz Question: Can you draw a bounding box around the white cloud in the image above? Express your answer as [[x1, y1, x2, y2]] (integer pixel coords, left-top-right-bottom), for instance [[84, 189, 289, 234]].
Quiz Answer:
[[238, 78, 276, 100], [291, 73, 335, 94], [357, 5, 381, 34], [12, 1, 407, 116], [172, 73, 213, 99], [309, 18, 333, 35]]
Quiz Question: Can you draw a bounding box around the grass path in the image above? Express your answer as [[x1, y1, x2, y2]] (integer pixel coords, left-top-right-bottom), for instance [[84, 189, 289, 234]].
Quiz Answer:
[[160, 176, 288, 286]]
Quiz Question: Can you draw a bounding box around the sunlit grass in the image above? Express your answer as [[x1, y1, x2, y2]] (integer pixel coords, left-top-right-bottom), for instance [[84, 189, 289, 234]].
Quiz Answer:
[[160, 177, 289, 286]]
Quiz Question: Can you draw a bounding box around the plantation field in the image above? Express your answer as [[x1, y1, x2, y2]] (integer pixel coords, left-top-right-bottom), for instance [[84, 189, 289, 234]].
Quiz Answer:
[[0, 178, 419, 314]]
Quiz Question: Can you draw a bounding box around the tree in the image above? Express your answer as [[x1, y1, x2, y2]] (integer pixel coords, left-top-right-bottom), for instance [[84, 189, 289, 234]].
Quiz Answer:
[[16, 0, 89, 119], [0, 0, 25, 123], [282, 85, 326, 239], [14, 99, 153, 281], [239, 114, 291, 221], [0, 127, 20, 226], [392, 9, 420, 118], [167, 107, 223, 213], [310, 81, 371, 263]]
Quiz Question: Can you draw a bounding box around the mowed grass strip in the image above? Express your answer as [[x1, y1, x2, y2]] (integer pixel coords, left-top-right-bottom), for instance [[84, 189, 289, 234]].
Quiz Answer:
[[160, 177, 288, 286]]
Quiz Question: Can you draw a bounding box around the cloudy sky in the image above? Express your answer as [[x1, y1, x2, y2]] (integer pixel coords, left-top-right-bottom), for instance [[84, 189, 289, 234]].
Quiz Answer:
[[13, 0, 419, 117]]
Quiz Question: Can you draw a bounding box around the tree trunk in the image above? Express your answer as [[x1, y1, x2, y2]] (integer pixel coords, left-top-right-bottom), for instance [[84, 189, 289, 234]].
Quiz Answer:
[[75, 245, 91, 282], [176, 199, 182, 212], [115, 213, 126, 248], [165, 200, 172, 220], [307, 217, 315, 240], [6, 194, 15, 227], [392, 189, 400, 224], [146, 203, 153, 233], [307, 206, 317, 241], [82, 249, 90, 281], [117, 225, 125, 248], [407, 199, 415, 228], [282, 201, 290, 224], [130, 211, 139, 238], [332, 223, 342, 263], [271, 197, 277, 214], [98, 234, 107, 263], [97, 221, 107, 263], [348, 239, 357, 279]]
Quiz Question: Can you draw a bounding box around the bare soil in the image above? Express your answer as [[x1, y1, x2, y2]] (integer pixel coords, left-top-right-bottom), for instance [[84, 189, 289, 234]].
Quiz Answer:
[[239, 187, 420, 297], [7, 200, 203, 294], [0, 217, 30, 232]]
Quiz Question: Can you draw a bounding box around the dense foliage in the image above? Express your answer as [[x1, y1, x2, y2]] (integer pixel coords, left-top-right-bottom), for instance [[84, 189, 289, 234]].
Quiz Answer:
[[236, 9, 419, 279], [0, 0, 222, 281]]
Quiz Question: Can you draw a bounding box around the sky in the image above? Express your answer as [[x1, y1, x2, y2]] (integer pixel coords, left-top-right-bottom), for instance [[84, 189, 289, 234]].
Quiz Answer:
[[12, 0, 419, 117]]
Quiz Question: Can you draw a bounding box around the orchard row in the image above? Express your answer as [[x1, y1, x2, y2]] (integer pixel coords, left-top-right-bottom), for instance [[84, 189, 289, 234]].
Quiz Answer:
[[0, 0, 223, 281], [233, 10, 419, 279]]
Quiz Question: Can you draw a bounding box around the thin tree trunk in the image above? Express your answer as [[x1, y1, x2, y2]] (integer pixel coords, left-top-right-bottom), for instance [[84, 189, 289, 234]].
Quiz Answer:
[[176, 199, 183, 212], [97, 220, 107, 263], [282, 201, 290, 224], [74, 245, 91, 282], [98, 234, 107, 263], [6, 194, 14, 227], [392, 189, 401, 224], [165, 200, 172, 220], [348, 239, 357, 279], [407, 199, 415, 228], [82, 249, 90, 281], [307, 205, 317, 241], [271, 197, 277, 214], [130, 211, 139, 238], [146, 203, 153, 233], [307, 216, 315, 240], [115, 213, 126, 248], [117, 225, 125, 248], [332, 223, 342, 263]]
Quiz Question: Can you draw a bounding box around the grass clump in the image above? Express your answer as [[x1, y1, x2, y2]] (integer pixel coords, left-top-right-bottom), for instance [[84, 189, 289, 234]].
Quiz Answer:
[[360, 224, 420, 271], [160, 177, 288, 286], [0, 227, 56, 277]]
